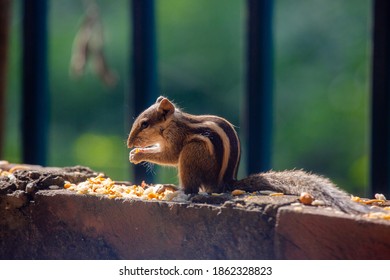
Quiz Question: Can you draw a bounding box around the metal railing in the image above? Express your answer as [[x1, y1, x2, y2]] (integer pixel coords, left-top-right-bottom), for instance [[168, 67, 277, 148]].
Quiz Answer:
[[14, 0, 390, 196]]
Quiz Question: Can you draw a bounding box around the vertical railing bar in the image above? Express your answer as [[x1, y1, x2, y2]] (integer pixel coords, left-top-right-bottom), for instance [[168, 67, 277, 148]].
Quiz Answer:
[[0, 0, 11, 158], [245, 0, 274, 175], [130, 0, 157, 184], [370, 0, 390, 196], [21, 0, 49, 165]]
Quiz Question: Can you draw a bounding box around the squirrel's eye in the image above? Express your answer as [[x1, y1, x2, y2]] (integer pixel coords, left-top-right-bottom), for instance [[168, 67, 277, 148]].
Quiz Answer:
[[140, 120, 149, 129]]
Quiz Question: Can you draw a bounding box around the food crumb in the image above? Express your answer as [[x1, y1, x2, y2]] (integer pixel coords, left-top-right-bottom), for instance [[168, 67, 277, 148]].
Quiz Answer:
[[63, 175, 188, 202], [299, 192, 314, 205], [269, 192, 284, 197], [231, 189, 246, 196]]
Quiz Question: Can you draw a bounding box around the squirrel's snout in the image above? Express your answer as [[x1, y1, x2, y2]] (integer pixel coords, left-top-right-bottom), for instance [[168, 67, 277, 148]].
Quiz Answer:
[[127, 136, 134, 148], [127, 134, 141, 149]]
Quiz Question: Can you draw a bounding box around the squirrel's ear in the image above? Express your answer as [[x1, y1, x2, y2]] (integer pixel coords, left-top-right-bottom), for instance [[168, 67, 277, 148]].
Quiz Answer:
[[157, 97, 175, 117], [156, 96, 165, 103]]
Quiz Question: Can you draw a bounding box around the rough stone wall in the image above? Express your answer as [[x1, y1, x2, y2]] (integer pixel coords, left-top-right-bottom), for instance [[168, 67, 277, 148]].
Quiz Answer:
[[1, 165, 390, 260]]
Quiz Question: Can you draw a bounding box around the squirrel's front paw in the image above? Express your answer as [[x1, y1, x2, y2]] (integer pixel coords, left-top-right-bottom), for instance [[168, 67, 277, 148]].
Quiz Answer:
[[129, 149, 142, 164]]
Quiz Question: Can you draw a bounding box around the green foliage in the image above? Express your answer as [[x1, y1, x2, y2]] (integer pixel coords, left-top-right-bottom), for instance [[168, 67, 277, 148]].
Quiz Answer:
[[72, 133, 127, 175], [273, 0, 371, 194], [4, 0, 372, 194]]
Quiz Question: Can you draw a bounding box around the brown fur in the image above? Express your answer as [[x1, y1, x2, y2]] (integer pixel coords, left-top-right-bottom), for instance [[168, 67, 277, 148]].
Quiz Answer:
[[128, 97, 371, 214], [128, 96, 239, 193]]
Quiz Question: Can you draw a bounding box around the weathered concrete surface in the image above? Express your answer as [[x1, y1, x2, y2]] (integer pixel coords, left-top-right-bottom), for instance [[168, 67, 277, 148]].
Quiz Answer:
[[1, 164, 390, 259], [1, 189, 297, 259], [0, 165, 106, 259], [275, 207, 390, 259]]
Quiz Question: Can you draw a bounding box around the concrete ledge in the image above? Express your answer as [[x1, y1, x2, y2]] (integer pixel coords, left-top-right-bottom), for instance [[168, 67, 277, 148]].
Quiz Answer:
[[1, 165, 390, 259], [1, 190, 294, 259], [39, 190, 282, 259], [275, 207, 390, 259]]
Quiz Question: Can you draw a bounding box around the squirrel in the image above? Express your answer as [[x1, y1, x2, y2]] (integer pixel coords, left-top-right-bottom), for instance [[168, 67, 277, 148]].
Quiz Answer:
[[127, 96, 372, 214]]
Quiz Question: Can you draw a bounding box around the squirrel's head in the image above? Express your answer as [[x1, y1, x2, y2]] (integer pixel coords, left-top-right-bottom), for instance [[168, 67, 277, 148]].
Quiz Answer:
[[127, 96, 176, 152]]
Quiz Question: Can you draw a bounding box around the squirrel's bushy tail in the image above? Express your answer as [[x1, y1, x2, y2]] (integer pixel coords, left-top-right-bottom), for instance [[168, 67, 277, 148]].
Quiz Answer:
[[232, 170, 370, 214]]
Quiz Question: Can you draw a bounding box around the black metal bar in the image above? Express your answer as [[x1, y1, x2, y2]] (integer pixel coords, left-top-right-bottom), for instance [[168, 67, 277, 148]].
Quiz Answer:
[[370, 0, 390, 196], [0, 0, 11, 158], [130, 0, 157, 183], [21, 0, 49, 165], [245, 0, 274, 175]]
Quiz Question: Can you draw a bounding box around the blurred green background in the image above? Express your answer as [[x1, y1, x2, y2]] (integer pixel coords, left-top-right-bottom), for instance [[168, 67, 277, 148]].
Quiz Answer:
[[4, 0, 371, 195]]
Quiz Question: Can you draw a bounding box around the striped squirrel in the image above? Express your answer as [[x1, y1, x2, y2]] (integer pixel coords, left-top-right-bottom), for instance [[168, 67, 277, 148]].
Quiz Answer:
[[127, 96, 371, 214]]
